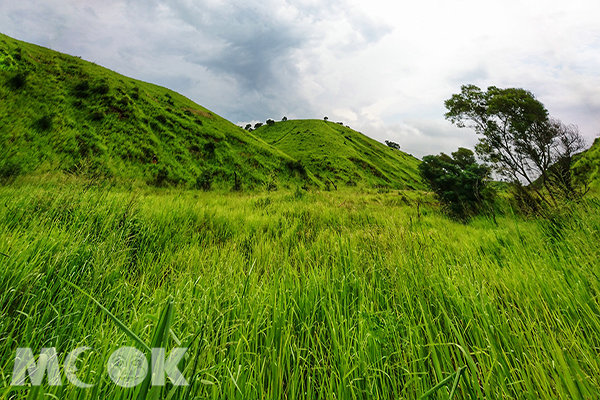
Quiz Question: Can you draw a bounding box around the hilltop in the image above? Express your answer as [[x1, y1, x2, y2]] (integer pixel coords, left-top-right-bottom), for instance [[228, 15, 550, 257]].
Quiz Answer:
[[0, 33, 424, 191], [253, 119, 423, 190]]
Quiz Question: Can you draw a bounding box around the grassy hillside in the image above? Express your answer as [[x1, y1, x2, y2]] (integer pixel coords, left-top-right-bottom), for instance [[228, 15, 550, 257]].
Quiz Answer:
[[0, 33, 301, 189], [574, 137, 600, 187], [253, 119, 424, 190]]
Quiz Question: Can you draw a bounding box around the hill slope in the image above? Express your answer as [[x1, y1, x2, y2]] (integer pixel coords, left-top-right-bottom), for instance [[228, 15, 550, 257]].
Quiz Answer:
[[0, 32, 298, 189], [574, 137, 600, 188], [253, 119, 424, 189]]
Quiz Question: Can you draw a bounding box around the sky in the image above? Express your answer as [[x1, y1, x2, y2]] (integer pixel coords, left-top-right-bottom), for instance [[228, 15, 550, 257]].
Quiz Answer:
[[1, 0, 599, 158]]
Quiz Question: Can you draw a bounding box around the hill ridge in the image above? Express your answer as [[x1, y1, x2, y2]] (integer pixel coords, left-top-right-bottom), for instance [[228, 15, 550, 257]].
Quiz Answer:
[[1, 32, 422, 190]]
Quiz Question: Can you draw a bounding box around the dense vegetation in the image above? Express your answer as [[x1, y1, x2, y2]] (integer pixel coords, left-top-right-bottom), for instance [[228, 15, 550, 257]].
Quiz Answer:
[[419, 148, 491, 219], [1, 179, 600, 399], [444, 85, 590, 206]]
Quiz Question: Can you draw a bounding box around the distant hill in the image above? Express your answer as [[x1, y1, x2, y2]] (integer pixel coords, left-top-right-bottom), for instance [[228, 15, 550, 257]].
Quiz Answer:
[[253, 119, 424, 189], [0, 32, 423, 190]]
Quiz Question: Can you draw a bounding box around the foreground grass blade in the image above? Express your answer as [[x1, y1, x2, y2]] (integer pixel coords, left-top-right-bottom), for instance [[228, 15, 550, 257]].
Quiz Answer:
[[61, 278, 151, 353]]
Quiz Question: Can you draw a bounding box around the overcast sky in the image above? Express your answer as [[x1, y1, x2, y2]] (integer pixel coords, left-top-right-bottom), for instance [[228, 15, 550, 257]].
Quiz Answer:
[[2, 0, 599, 157]]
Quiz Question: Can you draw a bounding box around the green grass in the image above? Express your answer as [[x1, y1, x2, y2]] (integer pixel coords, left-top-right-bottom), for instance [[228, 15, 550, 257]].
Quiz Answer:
[[1, 178, 599, 399], [254, 119, 424, 190]]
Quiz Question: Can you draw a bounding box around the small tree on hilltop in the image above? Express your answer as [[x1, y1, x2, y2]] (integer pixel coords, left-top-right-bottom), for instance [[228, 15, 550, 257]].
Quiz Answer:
[[282, 116, 288, 122], [266, 119, 275, 126], [254, 122, 263, 129], [385, 140, 401, 151]]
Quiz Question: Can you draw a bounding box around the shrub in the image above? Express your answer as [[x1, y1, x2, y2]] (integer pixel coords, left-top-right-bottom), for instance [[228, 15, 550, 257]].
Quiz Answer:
[[286, 159, 307, 176], [195, 169, 213, 191], [92, 80, 110, 95], [130, 86, 140, 100], [0, 159, 21, 183], [74, 80, 90, 98], [203, 142, 216, 156], [6, 71, 27, 90], [89, 109, 104, 121], [32, 114, 54, 132], [419, 147, 491, 219], [385, 140, 401, 151]]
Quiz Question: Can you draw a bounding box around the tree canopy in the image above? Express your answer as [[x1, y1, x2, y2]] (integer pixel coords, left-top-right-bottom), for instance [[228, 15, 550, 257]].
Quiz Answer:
[[444, 85, 587, 204]]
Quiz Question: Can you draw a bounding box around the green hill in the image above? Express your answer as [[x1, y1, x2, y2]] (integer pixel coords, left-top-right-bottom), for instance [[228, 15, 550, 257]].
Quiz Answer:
[[0, 32, 423, 190], [574, 137, 600, 188], [253, 119, 424, 189], [0, 32, 300, 189]]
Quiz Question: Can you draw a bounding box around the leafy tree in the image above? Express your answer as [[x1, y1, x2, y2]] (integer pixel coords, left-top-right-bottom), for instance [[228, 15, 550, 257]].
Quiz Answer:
[[324, 116, 328, 121], [385, 140, 401, 151], [266, 119, 275, 126], [419, 148, 491, 219], [282, 116, 288, 122], [254, 122, 263, 129], [444, 85, 587, 204], [244, 124, 252, 130]]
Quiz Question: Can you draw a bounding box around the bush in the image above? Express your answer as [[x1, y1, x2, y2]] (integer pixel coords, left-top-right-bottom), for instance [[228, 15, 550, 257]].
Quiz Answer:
[[286, 159, 307, 176], [385, 140, 401, 151], [92, 81, 110, 95], [6, 71, 27, 90], [195, 169, 213, 191], [419, 147, 491, 219], [0, 159, 21, 183], [89, 109, 104, 121], [73, 80, 90, 98], [203, 142, 216, 156], [32, 114, 54, 132]]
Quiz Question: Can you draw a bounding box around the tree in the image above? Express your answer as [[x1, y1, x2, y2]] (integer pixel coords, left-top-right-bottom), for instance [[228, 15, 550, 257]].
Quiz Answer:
[[385, 140, 401, 151], [254, 122, 263, 129], [444, 85, 587, 204], [266, 119, 275, 126], [324, 116, 328, 121], [282, 116, 288, 122], [244, 124, 252, 130], [419, 147, 491, 219]]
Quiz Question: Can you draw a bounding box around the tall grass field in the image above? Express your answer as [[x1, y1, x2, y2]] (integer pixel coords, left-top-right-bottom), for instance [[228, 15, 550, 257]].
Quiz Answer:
[[1, 178, 599, 399]]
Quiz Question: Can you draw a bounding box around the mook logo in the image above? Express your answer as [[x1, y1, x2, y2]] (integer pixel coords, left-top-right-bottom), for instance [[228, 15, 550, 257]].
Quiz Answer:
[[11, 347, 188, 388]]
